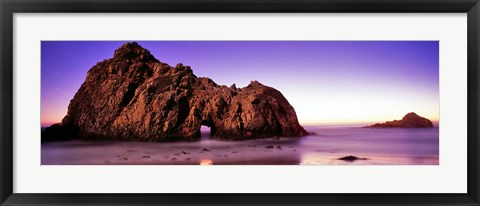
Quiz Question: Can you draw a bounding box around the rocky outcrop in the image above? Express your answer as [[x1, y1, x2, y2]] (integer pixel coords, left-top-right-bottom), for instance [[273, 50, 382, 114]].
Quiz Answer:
[[338, 155, 368, 161], [42, 42, 307, 142], [364, 112, 434, 128]]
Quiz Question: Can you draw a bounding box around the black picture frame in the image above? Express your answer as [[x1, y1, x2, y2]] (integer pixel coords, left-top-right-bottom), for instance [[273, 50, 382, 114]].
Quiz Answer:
[[1, 0, 479, 205]]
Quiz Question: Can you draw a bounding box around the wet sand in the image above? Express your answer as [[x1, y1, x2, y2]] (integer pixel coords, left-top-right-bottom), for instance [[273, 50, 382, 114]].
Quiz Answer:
[[42, 138, 304, 165], [41, 125, 439, 165]]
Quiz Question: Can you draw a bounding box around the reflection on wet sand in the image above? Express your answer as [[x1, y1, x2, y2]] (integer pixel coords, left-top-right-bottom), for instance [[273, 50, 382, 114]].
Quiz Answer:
[[200, 159, 212, 165]]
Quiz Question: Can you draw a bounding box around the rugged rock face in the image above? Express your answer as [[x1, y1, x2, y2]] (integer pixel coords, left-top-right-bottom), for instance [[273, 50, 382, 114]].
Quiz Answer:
[[42, 42, 308, 142], [364, 112, 434, 128]]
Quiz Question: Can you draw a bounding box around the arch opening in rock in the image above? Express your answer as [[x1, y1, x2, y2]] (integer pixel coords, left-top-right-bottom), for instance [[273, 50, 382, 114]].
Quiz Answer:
[[200, 125, 212, 141]]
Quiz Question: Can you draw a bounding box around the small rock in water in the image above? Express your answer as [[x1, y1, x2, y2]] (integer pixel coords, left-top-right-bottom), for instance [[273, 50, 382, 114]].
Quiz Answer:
[[185, 158, 191, 161], [181, 151, 190, 155], [142, 156, 151, 158], [171, 158, 177, 161], [338, 155, 368, 161], [165, 156, 169, 159], [126, 150, 137, 152], [232, 151, 237, 153], [276, 146, 282, 150], [293, 149, 296, 152], [201, 148, 211, 152], [265, 145, 274, 149], [224, 155, 228, 157], [121, 157, 128, 160], [173, 153, 181, 156]]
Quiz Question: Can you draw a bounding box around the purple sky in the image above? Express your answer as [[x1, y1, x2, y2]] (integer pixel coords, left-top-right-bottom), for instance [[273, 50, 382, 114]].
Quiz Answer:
[[41, 41, 439, 126]]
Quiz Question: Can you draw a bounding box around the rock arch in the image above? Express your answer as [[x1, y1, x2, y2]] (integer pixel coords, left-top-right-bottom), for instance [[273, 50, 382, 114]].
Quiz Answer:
[[42, 42, 308, 142]]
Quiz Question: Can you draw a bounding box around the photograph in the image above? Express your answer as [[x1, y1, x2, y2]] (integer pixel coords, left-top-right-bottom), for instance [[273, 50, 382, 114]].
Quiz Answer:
[[40, 41, 439, 165], [3, 0, 478, 205]]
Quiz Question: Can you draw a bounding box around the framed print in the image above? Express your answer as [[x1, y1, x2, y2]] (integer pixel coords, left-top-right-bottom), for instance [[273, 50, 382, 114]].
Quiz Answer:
[[1, 0, 479, 205]]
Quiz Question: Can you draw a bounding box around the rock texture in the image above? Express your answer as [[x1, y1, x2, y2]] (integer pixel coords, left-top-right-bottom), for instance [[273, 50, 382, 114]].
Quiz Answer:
[[42, 42, 307, 142], [364, 112, 434, 128]]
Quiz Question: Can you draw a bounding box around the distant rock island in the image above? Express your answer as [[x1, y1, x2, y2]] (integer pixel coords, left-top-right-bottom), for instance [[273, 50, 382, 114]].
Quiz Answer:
[[364, 112, 434, 128], [42, 42, 307, 142]]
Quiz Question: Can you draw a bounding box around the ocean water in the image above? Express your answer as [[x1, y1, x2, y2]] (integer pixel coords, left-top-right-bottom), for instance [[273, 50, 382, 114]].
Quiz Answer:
[[41, 125, 439, 165]]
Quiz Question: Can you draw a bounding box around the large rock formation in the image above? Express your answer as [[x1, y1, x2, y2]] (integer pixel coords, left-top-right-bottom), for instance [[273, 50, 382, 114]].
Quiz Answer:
[[364, 112, 434, 128], [42, 42, 308, 142]]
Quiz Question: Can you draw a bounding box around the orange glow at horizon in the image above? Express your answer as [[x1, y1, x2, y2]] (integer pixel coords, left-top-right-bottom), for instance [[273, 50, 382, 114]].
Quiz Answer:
[[41, 110, 67, 127], [281, 82, 439, 126]]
